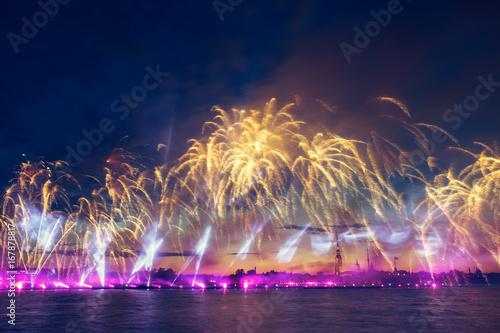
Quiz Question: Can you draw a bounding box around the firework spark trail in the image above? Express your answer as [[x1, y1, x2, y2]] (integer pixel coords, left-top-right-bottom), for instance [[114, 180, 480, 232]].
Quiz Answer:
[[417, 143, 500, 272], [1, 97, 499, 280], [0, 160, 78, 280], [162, 99, 299, 237]]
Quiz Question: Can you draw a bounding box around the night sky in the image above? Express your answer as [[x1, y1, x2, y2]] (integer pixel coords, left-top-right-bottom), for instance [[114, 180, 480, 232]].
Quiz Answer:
[[2, 0, 500, 273]]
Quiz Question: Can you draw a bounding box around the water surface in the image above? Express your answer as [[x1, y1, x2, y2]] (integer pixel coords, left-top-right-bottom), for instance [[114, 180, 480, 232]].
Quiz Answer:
[[1, 287, 499, 332]]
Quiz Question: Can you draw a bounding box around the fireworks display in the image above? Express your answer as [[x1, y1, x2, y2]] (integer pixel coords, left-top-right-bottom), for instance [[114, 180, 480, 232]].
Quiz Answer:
[[1, 98, 499, 288]]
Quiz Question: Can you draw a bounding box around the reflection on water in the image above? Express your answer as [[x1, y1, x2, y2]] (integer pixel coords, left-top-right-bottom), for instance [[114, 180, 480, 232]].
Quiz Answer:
[[1, 288, 499, 332]]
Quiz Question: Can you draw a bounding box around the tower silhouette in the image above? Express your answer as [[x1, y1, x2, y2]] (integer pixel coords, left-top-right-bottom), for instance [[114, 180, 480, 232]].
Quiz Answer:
[[367, 247, 374, 271], [367, 248, 369, 271], [335, 228, 342, 275]]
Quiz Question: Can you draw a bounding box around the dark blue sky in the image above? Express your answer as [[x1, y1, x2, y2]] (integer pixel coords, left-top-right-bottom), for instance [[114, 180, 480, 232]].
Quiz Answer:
[[1, 0, 500, 188]]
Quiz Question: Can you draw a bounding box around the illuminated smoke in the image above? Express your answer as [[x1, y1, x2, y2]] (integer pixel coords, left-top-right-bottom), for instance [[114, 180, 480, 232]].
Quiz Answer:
[[277, 223, 311, 263]]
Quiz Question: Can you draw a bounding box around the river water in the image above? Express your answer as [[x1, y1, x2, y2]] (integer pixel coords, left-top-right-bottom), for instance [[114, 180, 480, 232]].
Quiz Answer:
[[1, 287, 499, 332]]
